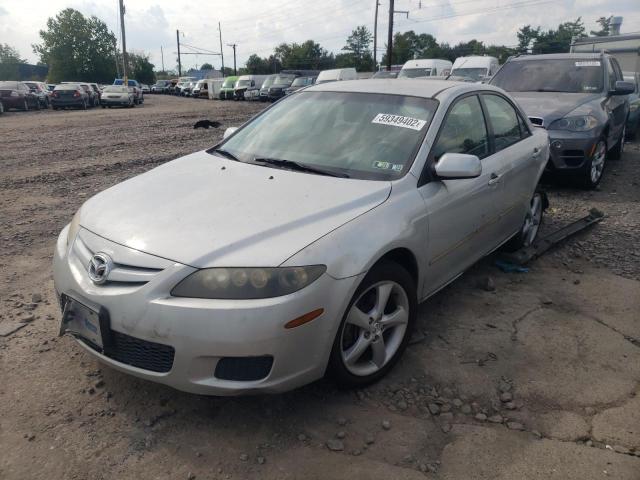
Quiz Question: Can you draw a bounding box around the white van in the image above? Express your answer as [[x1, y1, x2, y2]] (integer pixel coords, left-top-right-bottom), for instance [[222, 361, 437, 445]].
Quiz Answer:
[[398, 59, 453, 78], [450, 56, 500, 81], [206, 78, 225, 99], [233, 74, 269, 100], [316, 68, 357, 84]]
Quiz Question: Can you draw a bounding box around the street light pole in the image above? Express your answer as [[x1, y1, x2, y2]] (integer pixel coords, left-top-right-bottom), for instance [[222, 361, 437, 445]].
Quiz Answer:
[[118, 0, 128, 82], [386, 0, 394, 71], [218, 22, 225, 77], [227, 43, 237, 76], [176, 29, 182, 76]]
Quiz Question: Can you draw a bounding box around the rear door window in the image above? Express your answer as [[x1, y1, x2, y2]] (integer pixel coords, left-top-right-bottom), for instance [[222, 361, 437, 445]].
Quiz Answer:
[[482, 94, 525, 151], [432, 95, 490, 160]]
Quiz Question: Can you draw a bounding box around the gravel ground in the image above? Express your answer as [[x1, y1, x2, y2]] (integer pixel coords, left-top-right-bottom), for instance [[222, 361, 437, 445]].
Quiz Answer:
[[1, 95, 639, 479]]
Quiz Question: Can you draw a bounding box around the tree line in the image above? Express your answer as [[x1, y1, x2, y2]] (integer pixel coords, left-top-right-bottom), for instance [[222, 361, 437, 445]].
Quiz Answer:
[[0, 10, 615, 82]]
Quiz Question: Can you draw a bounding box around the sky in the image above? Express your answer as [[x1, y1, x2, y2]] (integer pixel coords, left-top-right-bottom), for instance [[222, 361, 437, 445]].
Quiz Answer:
[[1, 0, 640, 72]]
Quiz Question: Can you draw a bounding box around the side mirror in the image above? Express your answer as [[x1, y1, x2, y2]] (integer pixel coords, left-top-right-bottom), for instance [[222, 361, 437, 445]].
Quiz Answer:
[[612, 81, 635, 96], [435, 153, 482, 180], [223, 127, 238, 139]]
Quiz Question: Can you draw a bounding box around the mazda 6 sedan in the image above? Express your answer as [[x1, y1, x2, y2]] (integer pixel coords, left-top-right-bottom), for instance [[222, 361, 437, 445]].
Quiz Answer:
[[54, 80, 549, 395]]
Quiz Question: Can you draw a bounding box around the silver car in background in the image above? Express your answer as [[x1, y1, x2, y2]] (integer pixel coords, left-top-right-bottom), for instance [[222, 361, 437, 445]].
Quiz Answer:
[[100, 85, 135, 108], [53, 80, 548, 395]]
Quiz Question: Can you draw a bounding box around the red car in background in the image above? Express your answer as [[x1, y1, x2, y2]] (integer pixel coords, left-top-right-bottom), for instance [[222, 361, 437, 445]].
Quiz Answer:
[[0, 81, 41, 111]]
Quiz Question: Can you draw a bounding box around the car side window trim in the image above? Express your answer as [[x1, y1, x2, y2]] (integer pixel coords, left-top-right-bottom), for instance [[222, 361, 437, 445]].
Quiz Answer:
[[418, 92, 489, 187]]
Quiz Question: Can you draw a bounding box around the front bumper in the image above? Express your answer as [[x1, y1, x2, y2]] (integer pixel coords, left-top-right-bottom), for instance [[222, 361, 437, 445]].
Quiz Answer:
[[53, 226, 361, 395], [546, 130, 599, 171], [101, 98, 130, 106]]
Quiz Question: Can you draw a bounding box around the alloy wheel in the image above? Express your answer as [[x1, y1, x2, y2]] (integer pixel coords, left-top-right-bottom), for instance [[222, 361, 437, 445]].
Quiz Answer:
[[521, 193, 542, 247], [590, 140, 606, 184], [340, 281, 409, 377]]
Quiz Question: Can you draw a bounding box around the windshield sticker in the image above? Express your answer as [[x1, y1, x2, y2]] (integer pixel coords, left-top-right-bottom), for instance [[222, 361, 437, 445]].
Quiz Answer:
[[373, 161, 404, 172], [575, 61, 601, 67], [372, 113, 427, 131]]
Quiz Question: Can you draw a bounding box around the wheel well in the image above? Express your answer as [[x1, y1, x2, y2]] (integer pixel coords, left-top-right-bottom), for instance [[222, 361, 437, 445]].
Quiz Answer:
[[375, 248, 419, 287]]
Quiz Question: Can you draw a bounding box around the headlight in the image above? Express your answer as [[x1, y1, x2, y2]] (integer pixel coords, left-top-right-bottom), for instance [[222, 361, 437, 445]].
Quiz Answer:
[[66, 210, 81, 247], [630, 103, 639, 112], [171, 266, 326, 299], [548, 115, 598, 132]]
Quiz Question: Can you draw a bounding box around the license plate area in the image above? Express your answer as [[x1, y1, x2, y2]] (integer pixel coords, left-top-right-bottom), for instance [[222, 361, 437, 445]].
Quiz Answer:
[[59, 296, 111, 352]]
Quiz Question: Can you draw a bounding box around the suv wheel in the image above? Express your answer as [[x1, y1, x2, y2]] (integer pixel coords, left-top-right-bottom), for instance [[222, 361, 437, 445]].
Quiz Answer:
[[609, 124, 626, 160], [0, 101, 4, 114], [328, 261, 416, 388], [581, 138, 606, 189], [22, 99, 29, 111]]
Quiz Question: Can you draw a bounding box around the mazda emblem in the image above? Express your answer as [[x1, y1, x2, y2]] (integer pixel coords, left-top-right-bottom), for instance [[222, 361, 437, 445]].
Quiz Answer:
[[88, 252, 113, 285]]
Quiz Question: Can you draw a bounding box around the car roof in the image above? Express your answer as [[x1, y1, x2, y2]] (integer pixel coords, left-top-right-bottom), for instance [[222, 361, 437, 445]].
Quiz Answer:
[[510, 52, 604, 61], [305, 78, 500, 99]]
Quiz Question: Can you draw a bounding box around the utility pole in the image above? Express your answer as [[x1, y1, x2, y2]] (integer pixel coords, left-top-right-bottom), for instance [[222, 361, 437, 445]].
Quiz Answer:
[[218, 22, 225, 77], [373, 0, 380, 71], [386, 0, 394, 71], [227, 43, 237, 76], [118, 0, 128, 82], [160, 45, 165, 72], [176, 29, 182, 76]]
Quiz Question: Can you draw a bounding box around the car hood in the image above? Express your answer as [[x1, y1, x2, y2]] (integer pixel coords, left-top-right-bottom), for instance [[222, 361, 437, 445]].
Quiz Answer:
[[509, 92, 602, 125], [79, 151, 391, 268]]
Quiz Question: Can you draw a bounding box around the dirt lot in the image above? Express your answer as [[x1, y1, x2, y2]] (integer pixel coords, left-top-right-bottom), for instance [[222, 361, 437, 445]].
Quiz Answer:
[[1, 95, 639, 480]]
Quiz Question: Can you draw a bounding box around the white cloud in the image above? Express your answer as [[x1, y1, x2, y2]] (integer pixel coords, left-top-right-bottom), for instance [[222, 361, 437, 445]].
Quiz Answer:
[[1, 0, 639, 70]]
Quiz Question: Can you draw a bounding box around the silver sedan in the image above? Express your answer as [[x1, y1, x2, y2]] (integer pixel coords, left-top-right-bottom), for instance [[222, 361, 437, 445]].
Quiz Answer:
[[53, 79, 549, 395]]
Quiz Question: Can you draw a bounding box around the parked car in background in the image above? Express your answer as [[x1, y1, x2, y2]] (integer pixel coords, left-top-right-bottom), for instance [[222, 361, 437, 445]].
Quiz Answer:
[[207, 79, 225, 100], [623, 72, 640, 139], [54, 79, 548, 394], [89, 83, 102, 106], [398, 59, 452, 78], [259, 74, 277, 101], [451, 56, 500, 82], [285, 76, 316, 95], [233, 75, 269, 100], [0, 81, 41, 111], [113, 79, 144, 105], [372, 70, 399, 79], [141, 84, 150, 94], [100, 85, 135, 108], [51, 83, 90, 110], [47, 84, 56, 92], [267, 73, 297, 101], [219, 76, 239, 100], [315, 68, 357, 84], [182, 81, 197, 97], [151, 80, 171, 93], [24, 81, 51, 108], [167, 79, 179, 94], [490, 52, 633, 188], [192, 79, 206, 98]]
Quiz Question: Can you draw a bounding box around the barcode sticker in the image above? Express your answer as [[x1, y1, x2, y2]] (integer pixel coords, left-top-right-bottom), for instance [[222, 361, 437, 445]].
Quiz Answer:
[[372, 113, 427, 131], [575, 61, 601, 67]]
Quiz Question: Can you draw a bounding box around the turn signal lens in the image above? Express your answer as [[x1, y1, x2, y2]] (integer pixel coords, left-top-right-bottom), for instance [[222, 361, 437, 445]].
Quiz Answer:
[[284, 308, 324, 329]]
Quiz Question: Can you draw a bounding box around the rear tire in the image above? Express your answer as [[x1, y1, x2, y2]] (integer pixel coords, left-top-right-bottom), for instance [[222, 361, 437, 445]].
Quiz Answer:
[[22, 99, 29, 111], [328, 261, 416, 389], [504, 191, 546, 251], [609, 125, 626, 160]]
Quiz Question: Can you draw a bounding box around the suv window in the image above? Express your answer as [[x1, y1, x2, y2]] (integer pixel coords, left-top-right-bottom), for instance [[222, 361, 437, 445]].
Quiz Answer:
[[606, 58, 617, 91], [610, 57, 624, 83], [432, 95, 490, 160], [483, 94, 526, 151]]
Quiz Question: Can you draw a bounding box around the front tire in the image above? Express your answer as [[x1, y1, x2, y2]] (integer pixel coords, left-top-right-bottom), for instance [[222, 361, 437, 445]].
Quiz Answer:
[[328, 261, 416, 388], [22, 99, 29, 111], [580, 138, 606, 189]]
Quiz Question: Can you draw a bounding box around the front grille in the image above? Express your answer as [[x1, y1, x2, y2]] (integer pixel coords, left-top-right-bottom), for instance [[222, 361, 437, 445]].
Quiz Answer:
[[215, 356, 273, 381], [105, 331, 175, 373]]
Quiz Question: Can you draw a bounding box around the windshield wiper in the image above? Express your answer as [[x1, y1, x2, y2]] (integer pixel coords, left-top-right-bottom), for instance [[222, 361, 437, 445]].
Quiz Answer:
[[211, 147, 241, 162], [253, 157, 349, 178]]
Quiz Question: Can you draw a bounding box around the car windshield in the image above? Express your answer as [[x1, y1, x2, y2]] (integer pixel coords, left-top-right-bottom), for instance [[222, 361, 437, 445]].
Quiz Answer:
[[104, 86, 127, 93], [450, 68, 487, 81], [237, 80, 251, 87], [261, 76, 276, 88], [222, 78, 236, 88], [372, 71, 398, 79], [398, 68, 432, 78], [273, 74, 295, 85], [490, 59, 604, 93], [291, 78, 309, 86], [212, 91, 437, 180]]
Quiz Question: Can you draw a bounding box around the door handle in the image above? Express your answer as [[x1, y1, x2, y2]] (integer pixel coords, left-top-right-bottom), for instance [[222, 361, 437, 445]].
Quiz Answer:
[[488, 172, 502, 186]]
